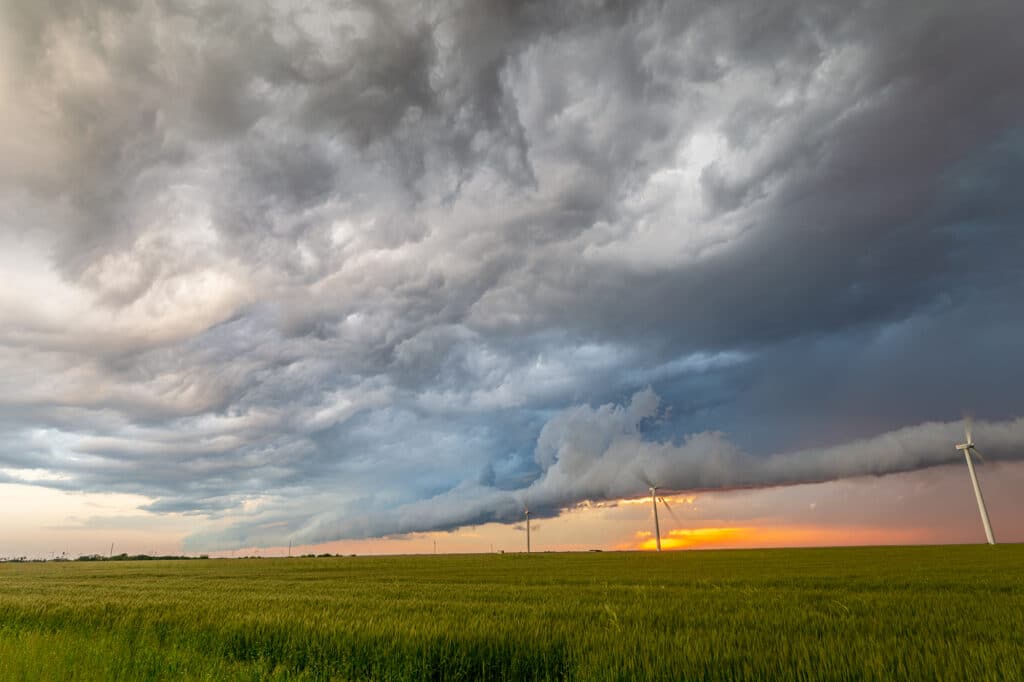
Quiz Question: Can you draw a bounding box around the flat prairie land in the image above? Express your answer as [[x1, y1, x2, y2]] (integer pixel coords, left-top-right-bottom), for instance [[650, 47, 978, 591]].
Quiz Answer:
[[1, 545, 1022, 681]]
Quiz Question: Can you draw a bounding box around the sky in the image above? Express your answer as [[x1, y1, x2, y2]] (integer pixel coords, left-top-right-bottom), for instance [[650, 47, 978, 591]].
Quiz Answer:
[[2, 0, 1024, 559]]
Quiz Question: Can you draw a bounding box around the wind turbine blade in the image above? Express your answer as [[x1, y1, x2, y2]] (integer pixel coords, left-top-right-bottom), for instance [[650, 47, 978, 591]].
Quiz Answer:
[[964, 415, 973, 445], [971, 447, 986, 464], [638, 471, 655, 490], [659, 497, 683, 526]]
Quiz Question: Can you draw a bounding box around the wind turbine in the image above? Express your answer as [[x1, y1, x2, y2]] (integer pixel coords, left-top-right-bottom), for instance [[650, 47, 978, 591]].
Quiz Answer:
[[524, 505, 531, 553], [956, 418, 995, 545], [646, 485, 683, 551]]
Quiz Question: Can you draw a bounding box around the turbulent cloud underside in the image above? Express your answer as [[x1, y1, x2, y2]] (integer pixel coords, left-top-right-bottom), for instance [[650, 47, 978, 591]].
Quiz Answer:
[[1, 0, 1023, 550]]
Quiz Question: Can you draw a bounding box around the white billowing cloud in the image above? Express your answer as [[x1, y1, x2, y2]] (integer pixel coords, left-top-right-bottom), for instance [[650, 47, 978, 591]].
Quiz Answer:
[[301, 384, 394, 432], [534, 387, 661, 472]]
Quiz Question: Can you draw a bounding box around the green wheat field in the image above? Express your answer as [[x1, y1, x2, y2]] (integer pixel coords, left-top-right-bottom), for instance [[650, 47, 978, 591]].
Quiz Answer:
[[1, 545, 1022, 681]]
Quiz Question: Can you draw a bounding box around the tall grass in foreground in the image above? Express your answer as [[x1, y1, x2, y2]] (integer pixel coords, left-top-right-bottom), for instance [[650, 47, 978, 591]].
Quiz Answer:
[[1, 545, 1022, 680]]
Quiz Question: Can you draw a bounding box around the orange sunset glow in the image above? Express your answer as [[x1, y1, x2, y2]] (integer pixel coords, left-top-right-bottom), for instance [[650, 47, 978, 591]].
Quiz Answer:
[[629, 525, 928, 551], [633, 527, 751, 551]]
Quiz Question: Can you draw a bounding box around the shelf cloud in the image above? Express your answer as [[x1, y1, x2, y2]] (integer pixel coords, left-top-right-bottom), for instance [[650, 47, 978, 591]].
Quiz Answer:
[[182, 389, 1024, 549]]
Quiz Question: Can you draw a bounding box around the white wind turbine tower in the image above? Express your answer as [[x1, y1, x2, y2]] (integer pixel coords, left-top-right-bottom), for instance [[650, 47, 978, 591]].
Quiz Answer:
[[645, 484, 682, 552], [649, 486, 662, 551], [956, 417, 995, 545], [524, 505, 531, 553]]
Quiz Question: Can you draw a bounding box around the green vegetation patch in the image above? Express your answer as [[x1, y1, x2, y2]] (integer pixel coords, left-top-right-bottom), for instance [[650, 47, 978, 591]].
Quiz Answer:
[[1, 545, 1022, 680]]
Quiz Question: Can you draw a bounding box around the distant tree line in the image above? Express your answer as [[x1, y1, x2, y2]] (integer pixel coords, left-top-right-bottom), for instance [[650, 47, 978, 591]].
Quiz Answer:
[[75, 553, 210, 561], [0, 552, 363, 562], [0, 554, 209, 562]]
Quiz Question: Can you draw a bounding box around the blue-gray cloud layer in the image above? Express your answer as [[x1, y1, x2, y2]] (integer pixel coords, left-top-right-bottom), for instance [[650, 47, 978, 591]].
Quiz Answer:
[[2, 0, 1023, 549]]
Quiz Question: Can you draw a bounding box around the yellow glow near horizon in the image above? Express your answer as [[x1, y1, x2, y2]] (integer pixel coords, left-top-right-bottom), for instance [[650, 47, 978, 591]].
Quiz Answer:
[[635, 527, 751, 551], [612, 494, 697, 507], [628, 524, 931, 552]]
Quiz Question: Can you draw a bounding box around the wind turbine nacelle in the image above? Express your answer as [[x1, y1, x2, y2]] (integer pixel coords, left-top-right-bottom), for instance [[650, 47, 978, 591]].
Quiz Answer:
[[955, 443, 972, 451]]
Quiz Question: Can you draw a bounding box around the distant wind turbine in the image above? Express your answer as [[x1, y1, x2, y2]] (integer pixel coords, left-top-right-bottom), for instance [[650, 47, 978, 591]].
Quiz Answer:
[[524, 505, 532, 553], [642, 471, 686, 552], [649, 487, 662, 551], [956, 417, 995, 545], [648, 485, 684, 552]]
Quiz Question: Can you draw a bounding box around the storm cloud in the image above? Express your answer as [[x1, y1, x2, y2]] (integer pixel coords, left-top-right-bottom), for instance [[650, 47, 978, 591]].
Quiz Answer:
[[2, 0, 1023, 550], [182, 389, 1024, 549]]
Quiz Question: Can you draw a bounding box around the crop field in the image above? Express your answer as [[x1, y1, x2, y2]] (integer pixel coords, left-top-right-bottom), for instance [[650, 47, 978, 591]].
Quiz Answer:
[[1, 545, 1022, 681]]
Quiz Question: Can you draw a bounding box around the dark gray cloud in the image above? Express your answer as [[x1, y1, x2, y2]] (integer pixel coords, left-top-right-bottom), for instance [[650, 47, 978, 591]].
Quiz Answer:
[[2, 0, 1023, 549]]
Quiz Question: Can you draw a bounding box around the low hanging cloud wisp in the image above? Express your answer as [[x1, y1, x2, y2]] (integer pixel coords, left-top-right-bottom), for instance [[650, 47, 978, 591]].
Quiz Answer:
[[188, 389, 1024, 550]]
